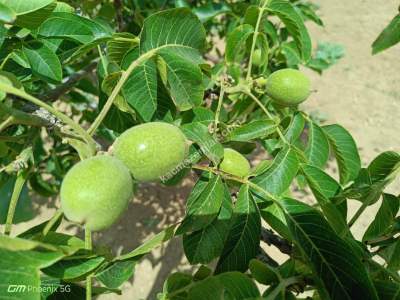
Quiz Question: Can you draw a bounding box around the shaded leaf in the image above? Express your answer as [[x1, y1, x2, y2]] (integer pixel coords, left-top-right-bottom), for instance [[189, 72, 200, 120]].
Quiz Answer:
[[183, 183, 232, 264], [301, 164, 348, 235], [363, 193, 399, 242], [216, 185, 261, 273], [281, 198, 379, 300]]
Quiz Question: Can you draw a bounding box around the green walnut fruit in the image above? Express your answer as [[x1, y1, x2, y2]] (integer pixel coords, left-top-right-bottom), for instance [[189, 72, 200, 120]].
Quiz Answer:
[[219, 148, 250, 178], [265, 68, 311, 106], [113, 122, 188, 182], [0, 142, 8, 157], [252, 49, 263, 66], [60, 155, 133, 231]]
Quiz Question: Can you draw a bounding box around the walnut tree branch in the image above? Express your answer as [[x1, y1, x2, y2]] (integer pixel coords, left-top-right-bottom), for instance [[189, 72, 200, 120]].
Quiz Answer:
[[42, 60, 98, 102], [261, 227, 293, 255]]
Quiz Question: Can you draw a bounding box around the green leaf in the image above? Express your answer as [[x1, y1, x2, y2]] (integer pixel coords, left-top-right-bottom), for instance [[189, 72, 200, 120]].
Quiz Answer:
[[183, 183, 232, 264], [379, 239, 400, 271], [95, 260, 136, 289], [122, 48, 157, 121], [249, 259, 279, 285], [116, 224, 177, 261], [252, 146, 299, 197], [163, 272, 193, 299], [363, 193, 399, 242], [305, 122, 329, 168], [372, 14, 400, 55], [216, 185, 261, 273], [139, 8, 205, 53], [297, 3, 324, 26], [323, 124, 361, 184], [38, 12, 111, 43], [107, 32, 138, 64], [225, 24, 254, 64], [0, 0, 54, 15], [374, 280, 400, 300], [179, 174, 224, 233], [281, 198, 379, 300], [301, 164, 348, 235], [268, 0, 312, 61], [23, 41, 62, 83], [343, 151, 400, 204], [0, 236, 65, 300], [228, 119, 277, 142], [158, 48, 204, 111], [284, 112, 306, 143], [281, 41, 302, 67], [42, 256, 105, 280], [0, 2, 15, 23], [14, 2, 56, 29], [368, 151, 400, 183], [181, 122, 224, 165], [188, 272, 260, 300], [260, 202, 291, 240]]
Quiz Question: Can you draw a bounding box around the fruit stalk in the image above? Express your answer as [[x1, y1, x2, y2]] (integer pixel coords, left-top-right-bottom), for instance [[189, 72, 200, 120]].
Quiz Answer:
[[246, 0, 270, 80], [85, 228, 92, 300], [4, 170, 28, 235], [245, 90, 289, 144]]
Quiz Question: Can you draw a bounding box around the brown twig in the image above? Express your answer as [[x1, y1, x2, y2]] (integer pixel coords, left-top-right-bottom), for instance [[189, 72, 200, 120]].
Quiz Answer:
[[42, 60, 98, 102], [114, 0, 124, 31], [261, 227, 292, 255], [257, 247, 279, 267]]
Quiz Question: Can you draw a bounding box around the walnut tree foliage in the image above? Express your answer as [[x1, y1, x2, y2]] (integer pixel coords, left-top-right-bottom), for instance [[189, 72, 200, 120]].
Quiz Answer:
[[0, 0, 399, 299]]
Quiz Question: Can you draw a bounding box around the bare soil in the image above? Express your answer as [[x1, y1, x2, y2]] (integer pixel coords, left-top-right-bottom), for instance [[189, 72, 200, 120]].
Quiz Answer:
[[8, 1, 400, 299]]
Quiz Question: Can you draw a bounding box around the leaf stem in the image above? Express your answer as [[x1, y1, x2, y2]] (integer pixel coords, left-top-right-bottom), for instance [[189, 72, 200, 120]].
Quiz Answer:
[[0, 82, 97, 152], [97, 45, 108, 76], [348, 200, 369, 228], [245, 91, 289, 144], [0, 116, 14, 132], [88, 50, 156, 136], [85, 228, 92, 300], [246, 0, 269, 80], [4, 170, 28, 235], [42, 209, 64, 236]]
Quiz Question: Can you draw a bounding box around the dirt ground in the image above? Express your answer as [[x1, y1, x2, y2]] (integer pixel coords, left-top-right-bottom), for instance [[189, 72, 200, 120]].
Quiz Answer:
[[8, 1, 400, 299]]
